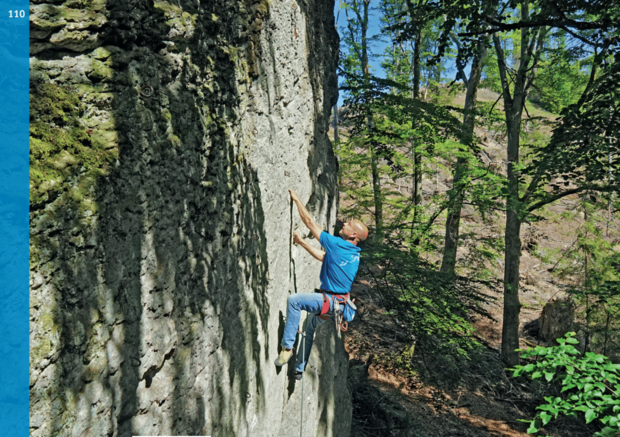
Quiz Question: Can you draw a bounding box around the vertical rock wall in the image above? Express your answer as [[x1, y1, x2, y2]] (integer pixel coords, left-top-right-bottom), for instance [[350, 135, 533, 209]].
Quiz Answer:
[[28, 0, 349, 436]]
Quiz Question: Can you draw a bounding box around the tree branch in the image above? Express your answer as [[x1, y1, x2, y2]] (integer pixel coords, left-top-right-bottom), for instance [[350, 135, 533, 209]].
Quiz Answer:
[[492, 31, 513, 108], [524, 27, 548, 98], [458, 17, 611, 38], [528, 184, 620, 212], [450, 33, 470, 88], [576, 44, 609, 107]]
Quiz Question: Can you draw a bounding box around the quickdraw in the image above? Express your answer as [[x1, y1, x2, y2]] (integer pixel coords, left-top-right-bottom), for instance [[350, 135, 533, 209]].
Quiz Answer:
[[292, 3, 298, 39]]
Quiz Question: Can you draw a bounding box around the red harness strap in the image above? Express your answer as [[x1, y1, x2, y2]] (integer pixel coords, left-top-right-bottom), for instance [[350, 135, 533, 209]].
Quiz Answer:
[[320, 293, 330, 316], [318, 289, 350, 316]]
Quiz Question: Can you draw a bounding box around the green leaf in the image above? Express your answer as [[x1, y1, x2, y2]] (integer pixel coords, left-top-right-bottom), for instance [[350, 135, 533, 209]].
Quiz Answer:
[[526, 420, 540, 434], [594, 427, 620, 437], [585, 409, 597, 424], [540, 412, 552, 426]]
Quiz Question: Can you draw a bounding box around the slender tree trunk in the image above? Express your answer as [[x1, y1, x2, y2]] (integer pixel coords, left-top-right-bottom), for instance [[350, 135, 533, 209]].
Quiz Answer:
[[495, 1, 543, 366], [358, 0, 383, 242], [603, 311, 611, 356], [584, 215, 590, 354], [333, 104, 339, 143], [502, 117, 523, 366], [440, 36, 488, 274], [411, 30, 422, 244], [370, 139, 383, 240]]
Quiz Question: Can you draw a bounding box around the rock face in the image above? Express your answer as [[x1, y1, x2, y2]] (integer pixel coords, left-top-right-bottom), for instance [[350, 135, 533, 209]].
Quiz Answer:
[[539, 296, 575, 344], [28, 0, 349, 436]]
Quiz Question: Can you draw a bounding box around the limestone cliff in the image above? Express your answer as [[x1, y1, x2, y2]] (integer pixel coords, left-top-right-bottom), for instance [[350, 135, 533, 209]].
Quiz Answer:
[[28, 0, 349, 436]]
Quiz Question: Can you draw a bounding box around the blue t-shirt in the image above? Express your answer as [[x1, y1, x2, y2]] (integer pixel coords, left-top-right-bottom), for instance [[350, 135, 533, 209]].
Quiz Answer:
[[319, 231, 361, 294]]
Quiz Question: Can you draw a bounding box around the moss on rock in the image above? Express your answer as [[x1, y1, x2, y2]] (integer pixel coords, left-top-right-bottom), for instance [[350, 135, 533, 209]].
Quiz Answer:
[[154, 1, 198, 38], [30, 83, 116, 207], [30, 4, 107, 30]]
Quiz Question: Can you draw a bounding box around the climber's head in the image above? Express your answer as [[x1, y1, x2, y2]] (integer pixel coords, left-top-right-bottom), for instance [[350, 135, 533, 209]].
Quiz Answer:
[[339, 219, 368, 245]]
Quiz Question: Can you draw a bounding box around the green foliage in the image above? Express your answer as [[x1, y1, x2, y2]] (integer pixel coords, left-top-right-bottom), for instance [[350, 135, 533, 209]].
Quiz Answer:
[[549, 199, 620, 357], [363, 245, 494, 353], [520, 49, 620, 219], [339, 71, 507, 256], [512, 333, 620, 436], [530, 32, 589, 114], [30, 83, 116, 206]]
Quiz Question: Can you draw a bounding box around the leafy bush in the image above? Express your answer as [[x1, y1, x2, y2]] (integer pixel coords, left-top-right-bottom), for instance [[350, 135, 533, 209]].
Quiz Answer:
[[512, 332, 620, 436]]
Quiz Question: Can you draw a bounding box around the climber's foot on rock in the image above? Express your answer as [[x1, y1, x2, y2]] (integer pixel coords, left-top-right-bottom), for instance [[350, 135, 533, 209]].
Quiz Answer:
[[274, 348, 292, 366]]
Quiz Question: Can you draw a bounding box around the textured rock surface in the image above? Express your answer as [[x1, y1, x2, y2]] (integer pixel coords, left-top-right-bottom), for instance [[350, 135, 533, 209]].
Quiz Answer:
[[28, 0, 349, 436], [539, 296, 575, 343]]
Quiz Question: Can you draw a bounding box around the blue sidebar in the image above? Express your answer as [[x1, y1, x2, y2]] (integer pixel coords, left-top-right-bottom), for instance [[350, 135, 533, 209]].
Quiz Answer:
[[0, 1, 30, 435]]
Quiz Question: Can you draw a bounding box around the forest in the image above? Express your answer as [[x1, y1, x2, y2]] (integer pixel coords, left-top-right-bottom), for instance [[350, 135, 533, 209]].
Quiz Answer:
[[333, 0, 620, 435]]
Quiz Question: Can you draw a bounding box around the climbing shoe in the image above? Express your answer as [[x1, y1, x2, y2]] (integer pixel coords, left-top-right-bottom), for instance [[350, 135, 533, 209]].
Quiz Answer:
[[274, 348, 293, 366], [295, 371, 303, 380]]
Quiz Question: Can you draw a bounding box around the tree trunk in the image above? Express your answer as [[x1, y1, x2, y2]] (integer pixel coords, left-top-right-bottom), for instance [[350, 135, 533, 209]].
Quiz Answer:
[[502, 118, 523, 366], [370, 139, 383, 241], [333, 104, 339, 143], [440, 36, 488, 275], [502, 69, 528, 365], [411, 30, 422, 244], [495, 0, 541, 365], [359, 0, 383, 243]]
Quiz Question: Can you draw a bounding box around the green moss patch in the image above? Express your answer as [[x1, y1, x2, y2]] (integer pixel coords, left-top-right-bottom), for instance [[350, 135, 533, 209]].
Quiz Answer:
[[30, 4, 107, 30], [30, 84, 116, 207], [154, 1, 198, 34]]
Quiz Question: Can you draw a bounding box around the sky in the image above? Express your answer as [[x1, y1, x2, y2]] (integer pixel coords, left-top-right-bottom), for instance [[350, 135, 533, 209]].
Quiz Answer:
[[333, 0, 462, 107]]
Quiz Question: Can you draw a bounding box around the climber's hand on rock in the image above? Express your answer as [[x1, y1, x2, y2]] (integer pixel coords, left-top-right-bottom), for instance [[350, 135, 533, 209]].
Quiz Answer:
[[292, 232, 303, 245]]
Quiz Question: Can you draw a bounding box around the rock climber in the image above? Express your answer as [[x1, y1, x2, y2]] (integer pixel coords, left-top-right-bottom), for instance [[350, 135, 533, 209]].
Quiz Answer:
[[275, 189, 368, 379]]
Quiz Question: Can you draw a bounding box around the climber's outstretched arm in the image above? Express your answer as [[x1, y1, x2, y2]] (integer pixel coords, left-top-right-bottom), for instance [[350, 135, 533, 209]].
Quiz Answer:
[[289, 189, 322, 240], [293, 232, 325, 262]]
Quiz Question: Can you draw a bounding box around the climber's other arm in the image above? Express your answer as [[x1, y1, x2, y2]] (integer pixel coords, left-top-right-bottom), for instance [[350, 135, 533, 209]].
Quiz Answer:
[[289, 189, 323, 240], [293, 232, 325, 262]]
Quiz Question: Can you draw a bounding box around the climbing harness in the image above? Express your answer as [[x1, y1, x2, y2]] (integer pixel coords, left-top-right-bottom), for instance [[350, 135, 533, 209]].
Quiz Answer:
[[316, 289, 357, 338]]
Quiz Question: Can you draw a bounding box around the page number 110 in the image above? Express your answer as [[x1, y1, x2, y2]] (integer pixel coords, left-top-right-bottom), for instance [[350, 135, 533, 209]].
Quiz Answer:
[[9, 10, 26, 18]]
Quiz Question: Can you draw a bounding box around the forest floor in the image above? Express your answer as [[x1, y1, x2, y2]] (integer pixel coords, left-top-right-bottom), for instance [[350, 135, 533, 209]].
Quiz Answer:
[[332, 88, 620, 436], [344, 274, 596, 437]]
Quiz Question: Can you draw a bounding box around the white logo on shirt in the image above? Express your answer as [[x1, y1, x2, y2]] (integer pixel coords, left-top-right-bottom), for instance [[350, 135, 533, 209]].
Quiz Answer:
[[339, 255, 360, 267]]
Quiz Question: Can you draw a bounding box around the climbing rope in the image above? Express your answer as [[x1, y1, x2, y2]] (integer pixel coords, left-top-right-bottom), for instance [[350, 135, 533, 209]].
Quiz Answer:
[[298, 329, 305, 437]]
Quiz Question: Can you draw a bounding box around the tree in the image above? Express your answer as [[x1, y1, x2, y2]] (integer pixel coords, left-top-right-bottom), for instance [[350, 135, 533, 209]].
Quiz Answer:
[[402, 0, 620, 365], [341, 0, 385, 242], [440, 0, 494, 275], [491, 1, 549, 366]]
